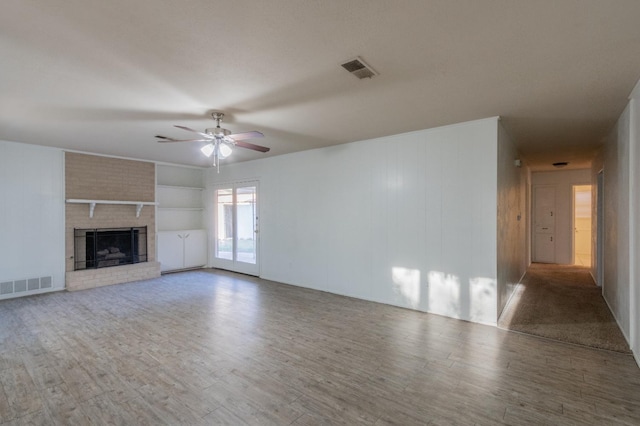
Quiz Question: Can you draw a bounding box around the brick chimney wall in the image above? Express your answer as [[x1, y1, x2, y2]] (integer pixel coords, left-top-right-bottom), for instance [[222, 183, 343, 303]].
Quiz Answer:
[[65, 152, 160, 291]]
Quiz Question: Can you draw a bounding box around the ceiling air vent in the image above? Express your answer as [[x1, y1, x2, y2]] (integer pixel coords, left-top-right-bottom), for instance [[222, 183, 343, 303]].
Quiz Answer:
[[341, 57, 378, 79]]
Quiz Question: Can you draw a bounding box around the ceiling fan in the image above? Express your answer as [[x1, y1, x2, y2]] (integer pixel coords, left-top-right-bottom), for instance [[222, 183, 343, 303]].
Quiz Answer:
[[156, 112, 270, 171]]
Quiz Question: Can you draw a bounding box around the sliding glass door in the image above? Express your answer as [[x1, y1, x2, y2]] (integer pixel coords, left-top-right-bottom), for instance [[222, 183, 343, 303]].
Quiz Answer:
[[212, 181, 259, 275]]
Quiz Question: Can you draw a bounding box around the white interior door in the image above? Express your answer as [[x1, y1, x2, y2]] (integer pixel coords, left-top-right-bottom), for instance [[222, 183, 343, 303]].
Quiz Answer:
[[212, 181, 259, 276], [533, 185, 556, 263]]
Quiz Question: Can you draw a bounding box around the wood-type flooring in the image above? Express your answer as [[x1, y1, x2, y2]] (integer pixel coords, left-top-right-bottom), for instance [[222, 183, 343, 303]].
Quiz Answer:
[[1, 269, 639, 425]]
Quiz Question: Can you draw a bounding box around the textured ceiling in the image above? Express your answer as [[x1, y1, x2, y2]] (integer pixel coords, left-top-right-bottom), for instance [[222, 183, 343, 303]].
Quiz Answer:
[[2, 0, 640, 170]]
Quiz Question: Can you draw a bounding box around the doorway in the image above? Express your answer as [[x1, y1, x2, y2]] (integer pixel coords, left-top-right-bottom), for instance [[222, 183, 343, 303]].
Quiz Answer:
[[212, 181, 260, 276], [573, 185, 592, 267]]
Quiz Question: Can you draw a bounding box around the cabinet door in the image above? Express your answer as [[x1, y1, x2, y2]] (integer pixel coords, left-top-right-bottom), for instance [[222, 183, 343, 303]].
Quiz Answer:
[[183, 230, 208, 268], [157, 231, 185, 272]]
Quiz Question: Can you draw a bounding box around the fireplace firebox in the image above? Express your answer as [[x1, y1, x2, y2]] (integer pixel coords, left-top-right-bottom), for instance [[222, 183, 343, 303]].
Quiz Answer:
[[74, 227, 147, 270]]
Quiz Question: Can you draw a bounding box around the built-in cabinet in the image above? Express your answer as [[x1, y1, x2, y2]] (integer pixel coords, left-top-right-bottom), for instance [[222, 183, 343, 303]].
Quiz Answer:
[[157, 230, 207, 272], [156, 165, 207, 272]]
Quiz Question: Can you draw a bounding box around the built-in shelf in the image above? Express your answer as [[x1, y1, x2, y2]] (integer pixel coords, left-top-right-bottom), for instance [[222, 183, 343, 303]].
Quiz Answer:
[[156, 185, 204, 191], [157, 207, 204, 211], [156, 164, 205, 232], [66, 199, 157, 218]]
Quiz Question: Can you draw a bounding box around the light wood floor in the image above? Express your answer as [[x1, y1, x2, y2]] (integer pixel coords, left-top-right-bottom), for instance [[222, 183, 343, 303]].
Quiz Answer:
[[1, 270, 639, 425]]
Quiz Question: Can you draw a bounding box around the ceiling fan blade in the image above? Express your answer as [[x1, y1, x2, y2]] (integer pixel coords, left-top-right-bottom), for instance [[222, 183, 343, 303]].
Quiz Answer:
[[235, 140, 271, 153], [156, 135, 209, 143], [174, 125, 214, 139], [228, 131, 264, 141]]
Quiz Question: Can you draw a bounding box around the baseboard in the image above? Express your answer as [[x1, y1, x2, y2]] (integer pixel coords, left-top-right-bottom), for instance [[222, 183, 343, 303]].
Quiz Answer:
[[497, 283, 521, 325], [497, 269, 528, 322], [506, 269, 528, 307], [518, 269, 527, 284], [602, 294, 632, 349]]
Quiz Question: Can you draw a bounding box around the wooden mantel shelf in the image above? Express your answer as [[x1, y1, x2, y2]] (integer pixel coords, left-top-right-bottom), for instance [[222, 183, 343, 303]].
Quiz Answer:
[[66, 199, 158, 218]]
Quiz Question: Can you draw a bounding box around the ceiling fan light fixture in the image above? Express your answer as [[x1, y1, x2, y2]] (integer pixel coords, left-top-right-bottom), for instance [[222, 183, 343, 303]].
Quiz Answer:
[[201, 143, 215, 157], [219, 143, 232, 159]]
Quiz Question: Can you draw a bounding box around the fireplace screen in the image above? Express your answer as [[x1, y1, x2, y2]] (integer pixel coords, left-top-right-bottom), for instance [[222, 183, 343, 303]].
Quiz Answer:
[[74, 227, 147, 270]]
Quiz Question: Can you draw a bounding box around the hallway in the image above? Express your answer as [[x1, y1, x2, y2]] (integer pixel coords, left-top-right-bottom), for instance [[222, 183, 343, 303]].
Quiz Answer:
[[498, 263, 630, 353]]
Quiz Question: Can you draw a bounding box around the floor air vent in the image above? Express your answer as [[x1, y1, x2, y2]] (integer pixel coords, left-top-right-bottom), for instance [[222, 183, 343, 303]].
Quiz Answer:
[[0, 276, 52, 296]]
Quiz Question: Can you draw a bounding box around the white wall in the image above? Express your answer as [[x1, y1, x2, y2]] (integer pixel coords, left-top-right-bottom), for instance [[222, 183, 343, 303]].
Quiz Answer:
[[588, 80, 640, 361], [497, 122, 528, 317], [0, 141, 65, 298], [207, 118, 501, 325], [590, 150, 603, 283], [629, 82, 640, 363], [601, 104, 631, 343], [531, 169, 591, 265]]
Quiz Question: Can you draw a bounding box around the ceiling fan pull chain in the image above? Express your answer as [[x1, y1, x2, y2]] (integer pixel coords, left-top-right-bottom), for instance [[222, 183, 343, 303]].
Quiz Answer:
[[214, 141, 221, 173]]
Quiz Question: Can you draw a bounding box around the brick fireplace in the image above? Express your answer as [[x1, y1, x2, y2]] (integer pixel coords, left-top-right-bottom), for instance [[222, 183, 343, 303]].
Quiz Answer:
[[65, 152, 161, 291]]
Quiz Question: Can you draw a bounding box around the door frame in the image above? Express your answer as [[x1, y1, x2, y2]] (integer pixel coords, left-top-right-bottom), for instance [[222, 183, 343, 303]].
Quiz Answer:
[[596, 170, 604, 287], [210, 180, 260, 276]]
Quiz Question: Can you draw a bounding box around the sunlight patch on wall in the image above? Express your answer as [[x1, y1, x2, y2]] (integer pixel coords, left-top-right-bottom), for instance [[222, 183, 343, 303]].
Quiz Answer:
[[469, 276, 497, 325], [428, 271, 461, 318], [392, 267, 421, 309]]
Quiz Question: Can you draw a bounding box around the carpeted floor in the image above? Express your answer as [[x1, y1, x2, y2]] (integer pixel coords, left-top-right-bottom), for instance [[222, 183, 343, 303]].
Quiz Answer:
[[498, 263, 631, 353]]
